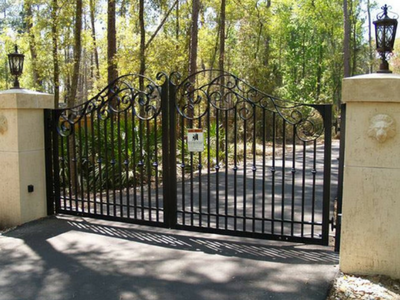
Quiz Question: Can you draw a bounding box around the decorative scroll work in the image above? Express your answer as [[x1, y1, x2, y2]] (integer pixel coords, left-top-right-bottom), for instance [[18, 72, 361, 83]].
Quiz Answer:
[[56, 74, 164, 137], [174, 70, 325, 141]]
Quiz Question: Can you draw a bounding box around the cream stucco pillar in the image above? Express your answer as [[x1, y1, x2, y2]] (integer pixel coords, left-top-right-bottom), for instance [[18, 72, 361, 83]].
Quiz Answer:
[[340, 74, 400, 279], [0, 89, 54, 230]]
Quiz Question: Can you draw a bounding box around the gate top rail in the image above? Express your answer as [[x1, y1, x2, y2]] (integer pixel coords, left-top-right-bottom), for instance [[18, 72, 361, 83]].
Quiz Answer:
[[173, 69, 330, 141]]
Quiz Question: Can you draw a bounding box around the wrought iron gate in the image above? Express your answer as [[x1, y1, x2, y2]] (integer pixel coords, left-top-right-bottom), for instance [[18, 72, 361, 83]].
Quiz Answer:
[[45, 70, 332, 245]]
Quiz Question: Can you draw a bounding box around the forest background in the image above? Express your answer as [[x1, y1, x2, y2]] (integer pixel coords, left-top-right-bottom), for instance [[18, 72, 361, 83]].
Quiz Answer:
[[0, 0, 399, 115]]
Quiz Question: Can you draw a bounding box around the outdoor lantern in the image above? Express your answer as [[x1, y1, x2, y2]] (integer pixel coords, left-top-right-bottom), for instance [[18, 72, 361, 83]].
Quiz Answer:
[[7, 45, 25, 89], [373, 4, 398, 73]]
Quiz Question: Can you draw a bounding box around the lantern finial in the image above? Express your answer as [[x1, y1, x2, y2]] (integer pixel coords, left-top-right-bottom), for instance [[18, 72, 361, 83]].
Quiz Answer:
[[373, 5, 398, 73]]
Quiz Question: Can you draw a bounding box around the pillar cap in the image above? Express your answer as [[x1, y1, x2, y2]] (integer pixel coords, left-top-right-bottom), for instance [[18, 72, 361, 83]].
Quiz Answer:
[[0, 89, 54, 109], [343, 73, 400, 103]]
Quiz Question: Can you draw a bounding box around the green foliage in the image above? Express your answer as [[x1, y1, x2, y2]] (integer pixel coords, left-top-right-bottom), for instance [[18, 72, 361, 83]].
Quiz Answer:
[[0, 0, 372, 115], [59, 112, 162, 193]]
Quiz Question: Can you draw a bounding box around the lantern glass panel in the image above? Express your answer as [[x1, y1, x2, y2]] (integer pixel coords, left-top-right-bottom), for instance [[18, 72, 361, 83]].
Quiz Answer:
[[8, 54, 24, 76]]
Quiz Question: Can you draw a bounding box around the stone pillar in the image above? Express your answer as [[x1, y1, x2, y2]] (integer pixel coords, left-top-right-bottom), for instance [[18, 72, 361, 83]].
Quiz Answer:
[[341, 74, 400, 279], [0, 89, 54, 230]]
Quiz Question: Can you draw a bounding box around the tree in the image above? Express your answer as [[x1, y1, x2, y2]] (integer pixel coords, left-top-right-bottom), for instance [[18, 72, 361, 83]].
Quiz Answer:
[[343, 0, 351, 78], [108, 0, 117, 84], [219, 0, 226, 73], [24, 1, 42, 90], [189, 0, 200, 76], [139, 0, 145, 81], [367, 0, 373, 73], [52, 0, 60, 107], [0, 0, 369, 113], [90, 0, 100, 79], [69, 0, 83, 107]]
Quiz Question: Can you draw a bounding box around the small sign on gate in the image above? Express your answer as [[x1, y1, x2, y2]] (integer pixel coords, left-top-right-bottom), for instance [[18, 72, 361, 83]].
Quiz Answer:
[[187, 129, 204, 152]]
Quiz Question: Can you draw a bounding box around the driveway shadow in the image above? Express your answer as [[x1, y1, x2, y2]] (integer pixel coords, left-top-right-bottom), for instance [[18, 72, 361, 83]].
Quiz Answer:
[[0, 216, 338, 300]]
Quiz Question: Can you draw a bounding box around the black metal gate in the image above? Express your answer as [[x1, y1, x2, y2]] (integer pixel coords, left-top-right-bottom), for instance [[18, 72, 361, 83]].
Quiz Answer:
[[45, 70, 332, 245]]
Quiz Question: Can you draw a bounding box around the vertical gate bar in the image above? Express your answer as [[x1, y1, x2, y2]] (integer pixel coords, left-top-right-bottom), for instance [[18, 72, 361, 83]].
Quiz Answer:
[[103, 115, 110, 216], [198, 118, 204, 227], [198, 117, 203, 227], [161, 79, 170, 225], [60, 134, 66, 210], [181, 116, 186, 225], [72, 122, 79, 211], [168, 79, 177, 228], [281, 120, 286, 236], [78, 118, 84, 213], [207, 102, 211, 227], [146, 119, 152, 221], [90, 111, 96, 214], [118, 113, 124, 217], [252, 106, 256, 233], [291, 125, 296, 236], [189, 118, 194, 226], [154, 114, 159, 222], [224, 109, 228, 230], [216, 109, 220, 229], [124, 110, 131, 219], [311, 139, 317, 238], [53, 111, 62, 213], [335, 103, 346, 251], [132, 111, 138, 219], [233, 106, 238, 230], [96, 111, 102, 215], [321, 104, 332, 245], [271, 112, 276, 234], [243, 117, 247, 231], [66, 132, 73, 210], [111, 113, 117, 217], [139, 116, 145, 220], [44, 110, 55, 215], [84, 114, 90, 214], [301, 141, 306, 237], [261, 109, 266, 233]]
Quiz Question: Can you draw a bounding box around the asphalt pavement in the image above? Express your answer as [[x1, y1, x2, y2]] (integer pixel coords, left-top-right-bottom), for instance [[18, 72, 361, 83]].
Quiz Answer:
[[0, 215, 338, 300]]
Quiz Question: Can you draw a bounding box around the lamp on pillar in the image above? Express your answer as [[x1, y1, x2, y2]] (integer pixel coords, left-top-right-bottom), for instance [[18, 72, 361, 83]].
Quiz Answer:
[[373, 4, 398, 73], [7, 45, 25, 89]]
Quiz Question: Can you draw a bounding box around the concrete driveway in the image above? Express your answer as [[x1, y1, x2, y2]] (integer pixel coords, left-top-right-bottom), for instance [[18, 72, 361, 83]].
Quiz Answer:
[[0, 215, 338, 300]]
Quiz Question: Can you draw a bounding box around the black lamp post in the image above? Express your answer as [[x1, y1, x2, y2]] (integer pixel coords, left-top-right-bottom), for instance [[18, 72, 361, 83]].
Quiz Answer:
[[7, 45, 25, 89], [373, 4, 398, 73]]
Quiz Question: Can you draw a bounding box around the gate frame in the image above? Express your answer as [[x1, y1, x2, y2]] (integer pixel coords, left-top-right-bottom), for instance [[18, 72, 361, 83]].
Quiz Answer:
[[45, 71, 333, 246]]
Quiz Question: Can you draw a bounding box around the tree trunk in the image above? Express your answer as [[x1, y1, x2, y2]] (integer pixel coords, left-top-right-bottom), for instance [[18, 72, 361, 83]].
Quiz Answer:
[[69, 0, 83, 107], [367, 0, 373, 73], [189, 0, 200, 77], [219, 0, 226, 74], [176, 0, 180, 39], [316, 43, 323, 102], [343, 0, 351, 78], [67, 0, 83, 197], [52, 0, 60, 107], [139, 0, 145, 90], [352, 21, 357, 76], [24, 1, 42, 90], [210, 28, 220, 71], [90, 0, 100, 79], [108, 0, 118, 85]]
